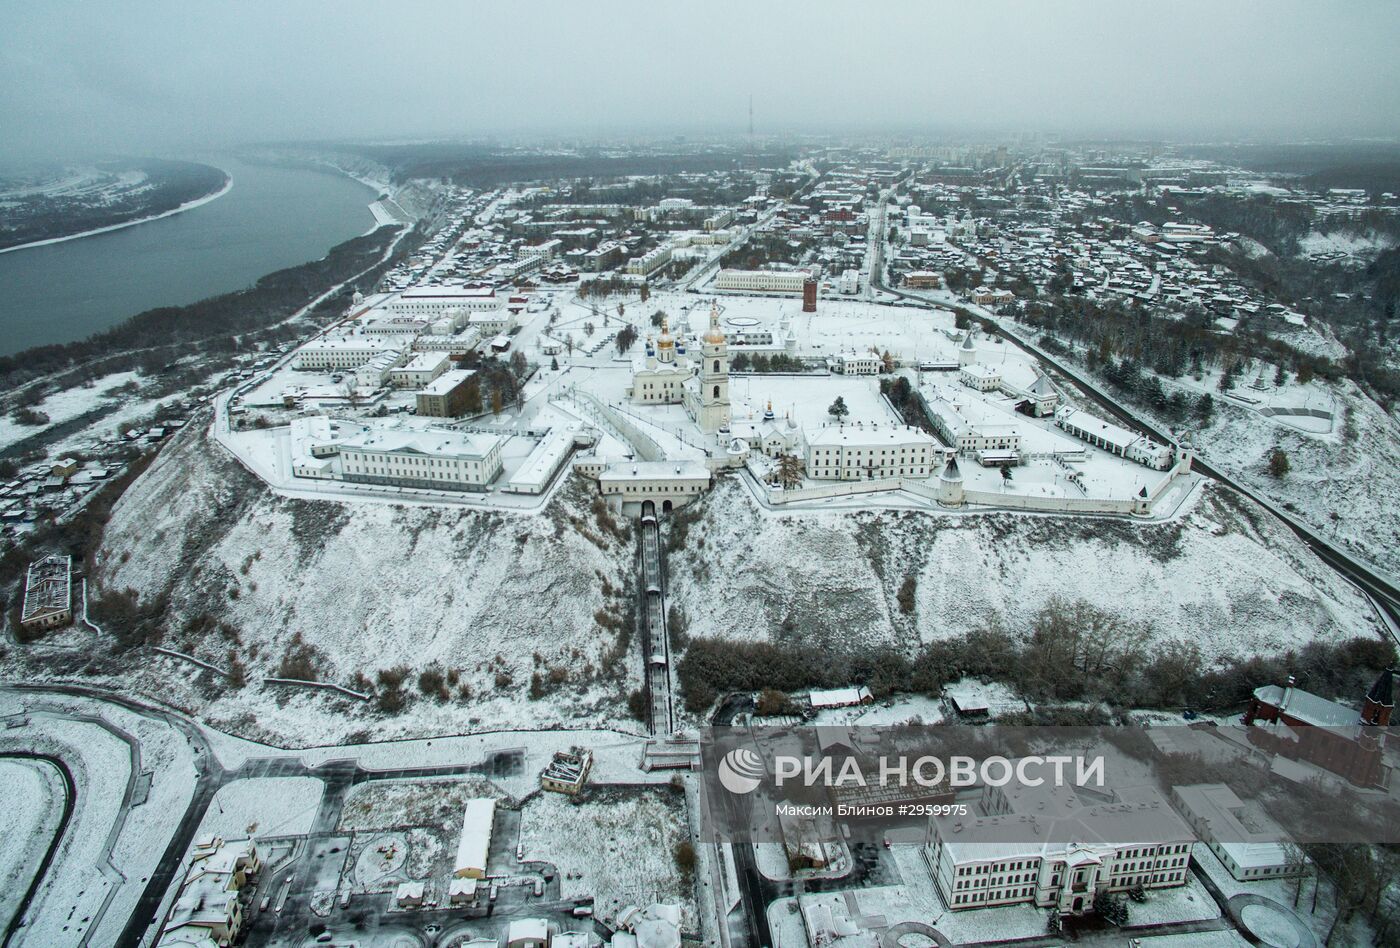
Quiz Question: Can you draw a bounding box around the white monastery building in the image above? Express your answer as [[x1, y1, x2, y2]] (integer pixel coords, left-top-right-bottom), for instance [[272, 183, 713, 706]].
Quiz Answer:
[[1054, 406, 1173, 469], [295, 338, 406, 371]]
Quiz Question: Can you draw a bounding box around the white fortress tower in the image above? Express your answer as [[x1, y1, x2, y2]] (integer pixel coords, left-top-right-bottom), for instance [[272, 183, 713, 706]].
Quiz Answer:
[[958, 330, 977, 368], [696, 301, 731, 433], [937, 455, 965, 507]]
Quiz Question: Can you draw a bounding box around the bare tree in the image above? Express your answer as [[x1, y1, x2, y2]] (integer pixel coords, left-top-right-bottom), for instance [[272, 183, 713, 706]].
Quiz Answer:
[[1284, 843, 1310, 909]]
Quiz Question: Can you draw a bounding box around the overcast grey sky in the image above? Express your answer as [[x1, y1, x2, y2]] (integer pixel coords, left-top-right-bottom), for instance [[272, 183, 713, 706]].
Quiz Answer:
[[2, 0, 1397, 161]]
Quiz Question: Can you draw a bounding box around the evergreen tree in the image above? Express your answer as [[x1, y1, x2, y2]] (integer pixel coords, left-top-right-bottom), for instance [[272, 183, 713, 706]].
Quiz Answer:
[[1093, 891, 1129, 926], [1195, 392, 1215, 423]]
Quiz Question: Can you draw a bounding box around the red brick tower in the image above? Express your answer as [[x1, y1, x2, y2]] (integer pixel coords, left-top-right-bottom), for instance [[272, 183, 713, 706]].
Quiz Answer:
[[1361, 666, 1395, 726], [802, 277, 817, 313]]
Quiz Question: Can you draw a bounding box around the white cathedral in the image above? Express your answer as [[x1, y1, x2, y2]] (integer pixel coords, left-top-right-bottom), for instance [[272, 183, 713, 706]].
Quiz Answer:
[[627, 302, 731, 434]]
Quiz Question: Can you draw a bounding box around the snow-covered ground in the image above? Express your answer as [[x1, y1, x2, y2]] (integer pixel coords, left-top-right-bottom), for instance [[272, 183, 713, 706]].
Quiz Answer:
[[1191, 843, 1356, 946], [518, 786, 696, 929], [666, 477, 1378, 667], [338, 776, 502, 832], [195, 776, 325, 840], [1296, 229, 1396, 262], [0, 758, 66, 930], [0, 689, 199, 947], [0, 371, 141, 450], [1199, 377, 1400, 576]]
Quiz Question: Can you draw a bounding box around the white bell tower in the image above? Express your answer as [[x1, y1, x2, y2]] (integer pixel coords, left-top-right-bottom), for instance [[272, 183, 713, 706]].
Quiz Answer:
[[698, 301, 731, 432]]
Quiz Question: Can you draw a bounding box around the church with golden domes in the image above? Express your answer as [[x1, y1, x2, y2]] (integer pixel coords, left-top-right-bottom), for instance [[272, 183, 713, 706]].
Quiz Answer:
[[626, 301, 731, 434]]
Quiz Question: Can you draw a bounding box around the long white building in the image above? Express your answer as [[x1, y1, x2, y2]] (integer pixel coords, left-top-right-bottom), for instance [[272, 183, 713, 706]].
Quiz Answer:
[[339, 427, 504, 491], [804, 424, 938, 480], [454, 798, 495, 880], [386, 286, 502, 316], [1054, 406, 1173, 469], [715, 269, 809, 293], [295, 338, 407, 371]]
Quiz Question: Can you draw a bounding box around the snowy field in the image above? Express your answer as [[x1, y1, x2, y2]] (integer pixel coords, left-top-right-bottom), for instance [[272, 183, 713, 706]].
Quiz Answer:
[[338, 777, 504, 832], [0, 371, 141, 449], [809, 694, 947, 727], [1296, 229, 1395, 262], [195, 776, 325, 840], [612, 291, 966, 366], [1199, 378, 1400, 575], [518, 785, 696, 929]]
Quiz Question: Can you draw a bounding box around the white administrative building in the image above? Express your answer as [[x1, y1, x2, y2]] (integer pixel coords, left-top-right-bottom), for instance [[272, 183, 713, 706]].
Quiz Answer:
[[386, 286, 502, 315], [338, 427, 504, 491], [597, 461, 712, 511], [928, 782, 1193, 915], [715, 269, 809, 293], [804, 424, 938, 480]]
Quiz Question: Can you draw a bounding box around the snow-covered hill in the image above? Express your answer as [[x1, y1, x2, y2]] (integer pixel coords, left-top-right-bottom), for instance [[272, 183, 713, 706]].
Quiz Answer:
[[1199, 384, 1400, 578], [85, 421, 1381, 745], [96, 424, 642, 744], [665, 478, 1378, 661]]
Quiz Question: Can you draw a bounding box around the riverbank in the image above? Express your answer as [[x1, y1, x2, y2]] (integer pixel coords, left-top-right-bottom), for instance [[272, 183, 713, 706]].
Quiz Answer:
[[0, 157, 386, 355], [0, 172, 234, 256]]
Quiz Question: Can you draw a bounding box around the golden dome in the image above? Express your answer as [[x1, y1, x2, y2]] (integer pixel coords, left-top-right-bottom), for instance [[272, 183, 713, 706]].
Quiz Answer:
[[656, 316, 675, 349], [703, 301, 726, 345]]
